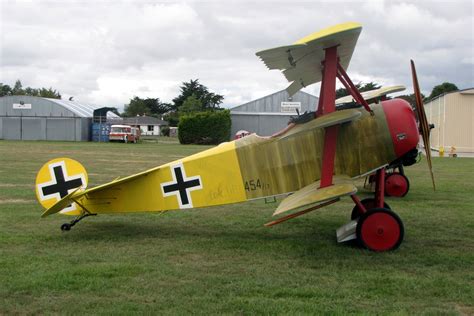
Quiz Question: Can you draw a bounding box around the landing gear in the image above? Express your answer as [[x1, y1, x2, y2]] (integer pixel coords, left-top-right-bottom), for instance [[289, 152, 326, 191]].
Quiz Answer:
[[385, 172, 410, 197], [340, 168, 405, 251], [60, 212, 96, 231], [356, 208, 404, 251], [61, 223, 71, 231], [351, 198, 391, 220], [364, 164, 411, 197]]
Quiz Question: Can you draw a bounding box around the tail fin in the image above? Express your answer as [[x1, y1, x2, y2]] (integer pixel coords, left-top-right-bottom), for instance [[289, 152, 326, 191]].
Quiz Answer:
[[35, 158, 88, 217]]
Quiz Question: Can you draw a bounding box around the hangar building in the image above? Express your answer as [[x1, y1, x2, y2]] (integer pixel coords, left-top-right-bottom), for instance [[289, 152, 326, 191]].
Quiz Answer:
[[424, 88, 474, 153], [0, 95, 118, 141], [230, 90, 319, 137]]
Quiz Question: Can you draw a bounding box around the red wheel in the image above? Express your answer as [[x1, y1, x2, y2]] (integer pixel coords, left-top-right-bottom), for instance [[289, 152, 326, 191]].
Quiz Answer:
[[385, 173, 409, 197], [351, 198, 391, 220], [356, 208, 404, 252]]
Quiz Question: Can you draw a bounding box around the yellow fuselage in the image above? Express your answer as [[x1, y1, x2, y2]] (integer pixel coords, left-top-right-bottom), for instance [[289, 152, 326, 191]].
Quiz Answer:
[[71, 103, 396, 215]]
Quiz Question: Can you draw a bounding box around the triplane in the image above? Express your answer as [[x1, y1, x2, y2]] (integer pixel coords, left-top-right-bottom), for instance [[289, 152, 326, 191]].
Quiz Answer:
[[35, 22, 435, 252]]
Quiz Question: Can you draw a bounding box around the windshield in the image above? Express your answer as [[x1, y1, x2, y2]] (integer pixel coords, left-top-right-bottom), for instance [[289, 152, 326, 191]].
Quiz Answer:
[[111, 127, 129, 133]]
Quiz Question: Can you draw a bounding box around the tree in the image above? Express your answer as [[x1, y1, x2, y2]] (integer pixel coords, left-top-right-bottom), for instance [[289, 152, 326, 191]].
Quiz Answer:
[[179, 94, 203, 113], [12, 80, 25, 95], [122, 97, 171, 117], [172, 79, 224, 111], [427, 82, 458, 101], [163, 112, 179, 127], [0, 83, 12, 96], [335, 81, 381, 99], [397, 93, 426, 107], [143, 98, 171, 117], [123, 97, 151, 117], [38, 87, 61, 99], [178, 110, 231, 145], [1, 80, 61, 99], [24, 87, 39, 96]]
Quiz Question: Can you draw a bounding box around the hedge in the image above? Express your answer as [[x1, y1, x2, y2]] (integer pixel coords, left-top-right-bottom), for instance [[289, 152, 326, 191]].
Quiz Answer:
[[178, 110, 231, 145]]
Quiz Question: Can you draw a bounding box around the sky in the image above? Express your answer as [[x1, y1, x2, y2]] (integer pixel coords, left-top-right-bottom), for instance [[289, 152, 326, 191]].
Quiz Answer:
[[1, 0, 473, 110]]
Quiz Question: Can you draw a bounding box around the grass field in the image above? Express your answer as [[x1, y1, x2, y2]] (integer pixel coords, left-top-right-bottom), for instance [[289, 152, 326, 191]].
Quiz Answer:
[[1, 140, 473, 314]]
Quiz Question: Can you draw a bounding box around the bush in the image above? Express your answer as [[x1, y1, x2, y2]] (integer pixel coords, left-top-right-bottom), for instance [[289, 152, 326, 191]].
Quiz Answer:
[[178, 110, 231, 145], [161, 126, 170, 136]]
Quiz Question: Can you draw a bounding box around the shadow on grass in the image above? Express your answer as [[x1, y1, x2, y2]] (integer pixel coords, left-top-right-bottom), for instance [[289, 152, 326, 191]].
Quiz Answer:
[[51, 215, 364, 260]]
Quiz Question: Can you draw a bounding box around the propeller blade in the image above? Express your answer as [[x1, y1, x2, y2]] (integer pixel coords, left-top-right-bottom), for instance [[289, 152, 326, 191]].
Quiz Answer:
[[410, 60, 436, 191]]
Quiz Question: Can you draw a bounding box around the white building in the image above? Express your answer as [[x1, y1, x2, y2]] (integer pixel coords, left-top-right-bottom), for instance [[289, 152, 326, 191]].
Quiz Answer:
[[424, 88, 474, 153], [122, 115, 169, 136]]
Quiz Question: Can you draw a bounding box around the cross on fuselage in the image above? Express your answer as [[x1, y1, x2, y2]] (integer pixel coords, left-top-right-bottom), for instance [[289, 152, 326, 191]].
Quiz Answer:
[[162, 166, 201, 206], [41, 165, 83, 199]]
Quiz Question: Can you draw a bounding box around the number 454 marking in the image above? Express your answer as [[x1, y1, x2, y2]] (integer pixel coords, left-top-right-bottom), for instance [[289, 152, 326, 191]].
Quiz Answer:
[[244, 179, 268, 191]]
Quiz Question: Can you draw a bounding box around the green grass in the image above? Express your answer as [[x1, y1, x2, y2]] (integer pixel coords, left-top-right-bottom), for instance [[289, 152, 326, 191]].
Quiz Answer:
[[1, 140, 473, 314]]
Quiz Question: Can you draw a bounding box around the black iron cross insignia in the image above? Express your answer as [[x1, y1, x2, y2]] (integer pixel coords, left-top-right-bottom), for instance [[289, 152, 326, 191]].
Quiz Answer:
[[38, 161, 85, 203], [161, 163, 202, 208]]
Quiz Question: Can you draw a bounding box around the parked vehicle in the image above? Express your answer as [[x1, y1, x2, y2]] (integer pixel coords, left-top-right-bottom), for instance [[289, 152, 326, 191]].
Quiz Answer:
[[109, 125, 140, 143]]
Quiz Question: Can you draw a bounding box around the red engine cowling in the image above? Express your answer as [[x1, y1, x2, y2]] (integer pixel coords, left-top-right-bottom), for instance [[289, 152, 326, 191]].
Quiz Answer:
[[382, 99, 419, 158]]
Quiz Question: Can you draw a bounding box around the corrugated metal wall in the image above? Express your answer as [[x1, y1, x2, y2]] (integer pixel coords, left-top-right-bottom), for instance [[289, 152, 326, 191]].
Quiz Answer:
[[231, 90, 317, 112], [424, 89, 474, 153], [0, 116, 90, 141], [0, 96, 91, 141], [231, 113, 294, 136], [230, 90, 318, 137]]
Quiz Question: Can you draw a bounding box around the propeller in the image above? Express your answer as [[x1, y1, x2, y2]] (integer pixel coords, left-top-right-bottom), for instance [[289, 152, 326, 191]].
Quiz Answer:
[[410, 60, 436, 191]]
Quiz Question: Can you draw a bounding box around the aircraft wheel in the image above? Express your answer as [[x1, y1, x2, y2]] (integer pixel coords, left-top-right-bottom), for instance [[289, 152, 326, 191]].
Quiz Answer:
[[385, 172, 409, 197], [351, 198, 391, 220], [61, 223, 71, 231], [356, 208, 404, 252]]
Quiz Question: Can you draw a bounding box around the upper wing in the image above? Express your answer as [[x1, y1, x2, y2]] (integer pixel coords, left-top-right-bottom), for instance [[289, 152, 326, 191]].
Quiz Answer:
[[256, 22, 362, 96]]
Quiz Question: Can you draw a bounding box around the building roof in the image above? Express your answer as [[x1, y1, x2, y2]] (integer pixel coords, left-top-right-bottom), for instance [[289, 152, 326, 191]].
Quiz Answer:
[[230, 89, 318, 113], [122, 115, 168, 126], [425, 88, 474, 104], [0, 95, 120, 118], [45, 98, 120, 118]]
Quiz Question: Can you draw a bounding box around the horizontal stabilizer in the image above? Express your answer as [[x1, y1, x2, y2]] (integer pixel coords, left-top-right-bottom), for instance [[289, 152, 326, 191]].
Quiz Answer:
[[72, 167, 158, 199], [274, 177, 357, 216], [41, 188, 81, 218], [279, 109, 361, 140]]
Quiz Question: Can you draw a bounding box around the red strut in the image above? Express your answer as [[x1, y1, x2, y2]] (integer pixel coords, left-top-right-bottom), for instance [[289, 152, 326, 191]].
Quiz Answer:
[[319, 46, 339, 188]]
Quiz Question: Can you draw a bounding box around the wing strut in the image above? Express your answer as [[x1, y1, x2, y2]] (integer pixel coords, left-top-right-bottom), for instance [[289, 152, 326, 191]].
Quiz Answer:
[[318, 46, 339, 188], [336, 62, 374, 115], [316, 45, 374, 188]]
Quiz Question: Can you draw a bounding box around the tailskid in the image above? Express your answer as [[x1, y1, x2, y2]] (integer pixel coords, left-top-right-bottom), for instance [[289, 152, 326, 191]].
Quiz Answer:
[[61, 212, 96, 231]]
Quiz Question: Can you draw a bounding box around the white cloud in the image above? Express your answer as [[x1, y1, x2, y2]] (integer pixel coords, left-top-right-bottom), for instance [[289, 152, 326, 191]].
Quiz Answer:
[[0, 0, 472, 110]]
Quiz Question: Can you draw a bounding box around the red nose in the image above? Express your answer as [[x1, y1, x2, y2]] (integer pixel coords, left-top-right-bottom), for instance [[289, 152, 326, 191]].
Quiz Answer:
[[382, 99, 419, 158]]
